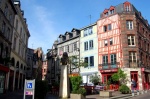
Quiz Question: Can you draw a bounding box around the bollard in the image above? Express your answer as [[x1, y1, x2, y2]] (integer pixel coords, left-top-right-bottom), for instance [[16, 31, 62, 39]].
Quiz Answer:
[[137, 91, 139, 95], [145, 90, 147, 93], [132, 92, 135, 96], [132, 90, 135, 96], [141, 90, 144, 94]]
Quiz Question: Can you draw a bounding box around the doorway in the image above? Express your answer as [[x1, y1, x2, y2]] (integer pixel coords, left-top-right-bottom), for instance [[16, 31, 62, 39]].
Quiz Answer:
[[130, 71, 138, 90]]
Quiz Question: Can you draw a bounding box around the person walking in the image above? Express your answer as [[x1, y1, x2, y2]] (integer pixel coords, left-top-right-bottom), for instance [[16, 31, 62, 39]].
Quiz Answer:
[[131, 79, 137, 92]]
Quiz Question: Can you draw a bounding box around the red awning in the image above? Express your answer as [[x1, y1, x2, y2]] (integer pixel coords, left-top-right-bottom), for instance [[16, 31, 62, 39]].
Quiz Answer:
[[0, 64, 9, 72]]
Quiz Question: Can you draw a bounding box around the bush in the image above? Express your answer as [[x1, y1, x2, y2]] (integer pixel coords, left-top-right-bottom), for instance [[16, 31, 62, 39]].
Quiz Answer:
[[119, 84, 130, 94], [70, 76, 86, 95], [35, 80, 48, 99]]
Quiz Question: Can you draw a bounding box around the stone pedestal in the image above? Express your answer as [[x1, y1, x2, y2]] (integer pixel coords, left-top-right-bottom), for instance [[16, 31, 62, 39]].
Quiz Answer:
[[59, 65, 70, 98]]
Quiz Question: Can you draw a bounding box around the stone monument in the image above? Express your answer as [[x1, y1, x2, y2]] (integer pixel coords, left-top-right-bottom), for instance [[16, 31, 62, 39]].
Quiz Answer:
[[59, 52, 70, 98]]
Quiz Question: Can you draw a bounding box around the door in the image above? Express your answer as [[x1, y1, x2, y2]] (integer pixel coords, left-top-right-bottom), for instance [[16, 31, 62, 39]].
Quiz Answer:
[[0, 72, 5, 93], [131, 71, 138, 90]]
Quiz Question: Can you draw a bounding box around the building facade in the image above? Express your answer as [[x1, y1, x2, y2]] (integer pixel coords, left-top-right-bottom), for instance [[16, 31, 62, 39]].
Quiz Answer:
[[0, 0, 17, 93], [57, 28, 80, 74], [47, 40, 60, 84], [42, 54, 47, 80], [9, 0, 30, 91], [26, 48, 34, 79], [97, 1, 150, 90], [80, 23, 99, 84]]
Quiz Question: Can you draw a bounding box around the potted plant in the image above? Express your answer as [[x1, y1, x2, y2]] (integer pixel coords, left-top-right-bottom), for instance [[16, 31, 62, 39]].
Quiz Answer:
[[119, 84, 130, 94], [70, 76, 86, 99]]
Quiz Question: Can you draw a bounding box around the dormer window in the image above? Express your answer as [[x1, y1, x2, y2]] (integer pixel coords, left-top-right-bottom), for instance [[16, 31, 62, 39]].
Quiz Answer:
[[110, 10, 114, 14], [125, 5, 130, 11], [105, 12, 108, 16], [84, 29, 88, 37]]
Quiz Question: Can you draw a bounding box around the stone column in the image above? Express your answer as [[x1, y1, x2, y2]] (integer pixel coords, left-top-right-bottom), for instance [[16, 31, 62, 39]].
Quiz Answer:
[[59, 65, 70, 98]]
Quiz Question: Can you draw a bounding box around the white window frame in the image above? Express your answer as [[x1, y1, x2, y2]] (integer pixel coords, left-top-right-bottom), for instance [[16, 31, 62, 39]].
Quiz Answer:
[[126, 20, 133, 30], [84, 41, 88, 51], [89, 40, 93, 49], [128, 35, 135, 46], [129, 52, 137, 62], [104, 40, 108, 46]]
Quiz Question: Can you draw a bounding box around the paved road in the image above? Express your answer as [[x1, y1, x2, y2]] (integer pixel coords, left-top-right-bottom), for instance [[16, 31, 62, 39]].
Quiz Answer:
[[132, 92, 150, 99]]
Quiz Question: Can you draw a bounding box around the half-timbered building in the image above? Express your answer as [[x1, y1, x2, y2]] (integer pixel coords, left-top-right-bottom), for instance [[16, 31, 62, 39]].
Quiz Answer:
[[97, 1, 150, 90]]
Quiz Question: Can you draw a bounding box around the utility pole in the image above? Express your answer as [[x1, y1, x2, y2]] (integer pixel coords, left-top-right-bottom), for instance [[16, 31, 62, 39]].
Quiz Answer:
[[89, 15, 91, 24]]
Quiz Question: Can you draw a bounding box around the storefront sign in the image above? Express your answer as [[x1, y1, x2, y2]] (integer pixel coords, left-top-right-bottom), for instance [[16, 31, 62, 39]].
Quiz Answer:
[[23, 79, 35, 99], [100, 69, 118, 73]]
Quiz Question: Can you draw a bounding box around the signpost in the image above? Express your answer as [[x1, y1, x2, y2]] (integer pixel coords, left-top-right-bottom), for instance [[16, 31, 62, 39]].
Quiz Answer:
[[23, 79, 35, 99]]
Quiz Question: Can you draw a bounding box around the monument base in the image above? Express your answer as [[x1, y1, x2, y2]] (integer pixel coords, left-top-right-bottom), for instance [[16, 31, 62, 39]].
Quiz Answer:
[[59, 65, 70, 98]]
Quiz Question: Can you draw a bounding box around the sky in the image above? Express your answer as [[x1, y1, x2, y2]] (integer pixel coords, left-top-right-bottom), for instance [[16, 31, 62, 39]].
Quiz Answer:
[[20, 0, 150, 54]]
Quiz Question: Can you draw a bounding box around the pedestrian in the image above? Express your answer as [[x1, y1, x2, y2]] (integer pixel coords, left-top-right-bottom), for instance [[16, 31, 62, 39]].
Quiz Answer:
[[131, 79, 137, 92]]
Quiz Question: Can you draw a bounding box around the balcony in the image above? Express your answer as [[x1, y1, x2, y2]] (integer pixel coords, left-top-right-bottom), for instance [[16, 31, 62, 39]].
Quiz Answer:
[[98, 62, 120, 70]]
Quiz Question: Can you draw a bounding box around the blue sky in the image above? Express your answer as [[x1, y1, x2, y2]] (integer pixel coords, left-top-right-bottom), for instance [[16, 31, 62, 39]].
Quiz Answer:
[[21, 0, 150, 54]]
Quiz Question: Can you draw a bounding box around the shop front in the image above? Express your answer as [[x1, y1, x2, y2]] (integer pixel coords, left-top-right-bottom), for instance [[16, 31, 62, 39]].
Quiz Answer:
[[141, 68, 150, 90], [100, 68, 118, 90], [0, 65, 9, 93]]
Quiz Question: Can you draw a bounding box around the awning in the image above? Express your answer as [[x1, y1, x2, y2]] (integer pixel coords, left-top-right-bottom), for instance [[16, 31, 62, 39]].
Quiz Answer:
[[80, 71, 98, 76], [0, 64, 9, 72]]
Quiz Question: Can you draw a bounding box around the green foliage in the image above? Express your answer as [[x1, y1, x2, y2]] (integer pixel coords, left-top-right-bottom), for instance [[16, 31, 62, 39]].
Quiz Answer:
[[119, 84, 130, 94], [69, 55, 88, 73], [70, 76, 86, 95], [89, 74, 100, 85], [111, 68, 127, 84], [35, 80, 48, 99]]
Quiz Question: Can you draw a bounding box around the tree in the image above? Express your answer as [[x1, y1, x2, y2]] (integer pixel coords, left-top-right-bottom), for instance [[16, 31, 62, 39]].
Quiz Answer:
[[89, 73, 100, 85], [68, 55, 88, 74], [111, 68, 127, 85]]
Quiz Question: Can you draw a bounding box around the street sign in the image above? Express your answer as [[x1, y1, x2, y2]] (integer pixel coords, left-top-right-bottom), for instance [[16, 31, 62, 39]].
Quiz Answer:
[[26, 82, 32, 89], [26, 91, 33, 95], [23, 79, 35, 99]]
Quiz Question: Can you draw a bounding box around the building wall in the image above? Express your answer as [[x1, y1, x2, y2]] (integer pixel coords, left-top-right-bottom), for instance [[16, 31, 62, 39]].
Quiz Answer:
[[0, 0, 17, 93], [80, 23, 99, 84], [9, 1, 30, 91]]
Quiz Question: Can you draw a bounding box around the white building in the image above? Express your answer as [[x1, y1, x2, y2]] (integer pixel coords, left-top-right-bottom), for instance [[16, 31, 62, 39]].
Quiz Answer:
[[80, 23, 99, 84]]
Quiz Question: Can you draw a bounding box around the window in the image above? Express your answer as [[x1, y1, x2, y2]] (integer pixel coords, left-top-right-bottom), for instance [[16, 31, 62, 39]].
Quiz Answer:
[[104, 40, 108, 46], [84, 29, 88, 37], [84, 41, 88, 51], [105, 12, 108, 16], [89, 40, 93, 49], [13, 37, 16, 50], [125, 5, 130, 11], [128, 35, 135, 46], [110, 54, 116, 64], [15, 19, 18, 31], [7, 28, 10, 41], [90, 56, 94, 66], [65, 45, 69, 52], [108, 24, 111, 30], [129, 52, 136, 62], [110, 10, 114, 14], [103, 55, 108, 65], [110, 38, 113, 45], [103, 25, 107, 32], [137, 23, 140, 32], [4, 5, 8, 17], [2, 22, 6, 33], [126, 20, 133, 30], [84, 57, 88, 64], [73, 43, 77, 51], [89, 27, 93, 35]]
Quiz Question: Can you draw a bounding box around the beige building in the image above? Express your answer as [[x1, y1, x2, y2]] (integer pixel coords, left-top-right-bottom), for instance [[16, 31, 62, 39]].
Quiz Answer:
[[0, 0, 17, 93], [9, 1, 30, 91]]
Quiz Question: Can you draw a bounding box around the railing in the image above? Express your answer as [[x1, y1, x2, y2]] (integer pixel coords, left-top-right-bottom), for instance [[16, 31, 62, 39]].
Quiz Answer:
[[98, 62, 120, 70]]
